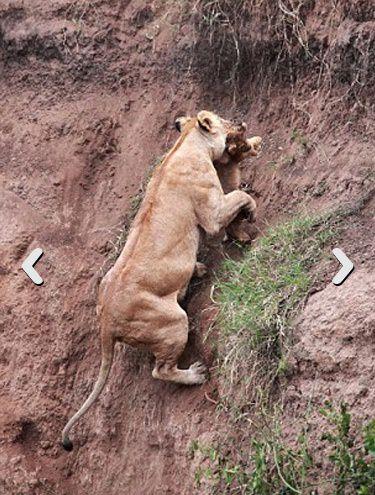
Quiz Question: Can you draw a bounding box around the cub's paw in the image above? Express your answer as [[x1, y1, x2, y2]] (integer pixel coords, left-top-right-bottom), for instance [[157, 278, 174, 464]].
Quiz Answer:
[[247, 136, 262, 156], [194, 262, 208, 278], [226, 222, 251, 244], [233, 229, 251, 243]]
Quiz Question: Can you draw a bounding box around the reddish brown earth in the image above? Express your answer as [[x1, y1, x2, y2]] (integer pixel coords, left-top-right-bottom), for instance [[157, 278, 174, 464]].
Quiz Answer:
[[0, 1, 374, 494]]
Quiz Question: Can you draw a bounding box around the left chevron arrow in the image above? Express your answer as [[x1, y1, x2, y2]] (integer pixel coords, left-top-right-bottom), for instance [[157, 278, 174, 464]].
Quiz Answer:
[[21, 248, 44, 285]]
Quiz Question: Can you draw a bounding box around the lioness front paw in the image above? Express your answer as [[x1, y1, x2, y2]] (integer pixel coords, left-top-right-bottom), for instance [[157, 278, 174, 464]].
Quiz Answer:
[[244, 197, 257, 222], [189, 361, 207, 384]]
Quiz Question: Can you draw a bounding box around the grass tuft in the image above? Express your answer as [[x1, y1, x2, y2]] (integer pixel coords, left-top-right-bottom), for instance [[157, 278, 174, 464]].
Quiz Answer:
[[215, 213, 337, 410], [191, 403, 375, 494]]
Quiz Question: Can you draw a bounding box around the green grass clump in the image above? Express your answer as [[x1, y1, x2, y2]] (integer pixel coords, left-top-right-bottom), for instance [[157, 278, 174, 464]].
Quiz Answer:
[[215, 214, 336, 410], [191, 403, 375, 495], [320, 403, 375, 495], [291, 128, 309, 149]]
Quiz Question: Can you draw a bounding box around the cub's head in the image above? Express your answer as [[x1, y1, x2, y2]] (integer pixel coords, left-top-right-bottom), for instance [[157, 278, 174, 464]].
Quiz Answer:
[[175, 111, 247, 161], [223, 135, 262, 164], [175, 113, 261, 165]]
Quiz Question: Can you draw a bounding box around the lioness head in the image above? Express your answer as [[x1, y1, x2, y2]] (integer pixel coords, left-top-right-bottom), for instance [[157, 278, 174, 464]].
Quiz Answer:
[[175, 111, 247, 161], [175, 114, 262, 165]]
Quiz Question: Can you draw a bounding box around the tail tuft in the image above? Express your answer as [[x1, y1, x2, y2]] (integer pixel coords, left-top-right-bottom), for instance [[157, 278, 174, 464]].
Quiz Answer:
[[62, 437, 73, 452]]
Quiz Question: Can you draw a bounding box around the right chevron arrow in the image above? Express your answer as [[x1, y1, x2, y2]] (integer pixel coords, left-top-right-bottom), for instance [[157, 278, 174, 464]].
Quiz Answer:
[[332, 248, 354, 286]]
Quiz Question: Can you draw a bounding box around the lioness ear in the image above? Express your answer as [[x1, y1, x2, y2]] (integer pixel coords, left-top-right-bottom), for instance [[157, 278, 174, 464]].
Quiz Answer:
[[197, 111, 214, 132]]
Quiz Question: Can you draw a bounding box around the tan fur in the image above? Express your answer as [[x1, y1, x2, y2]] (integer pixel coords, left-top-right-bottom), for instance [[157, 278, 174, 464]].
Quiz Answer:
[[216, 135, 262, 242], [176, 115, 262, 242], [61, 111, 256, 450]]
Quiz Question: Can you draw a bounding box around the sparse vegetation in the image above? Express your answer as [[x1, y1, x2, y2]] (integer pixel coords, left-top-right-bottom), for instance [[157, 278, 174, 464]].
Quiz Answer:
[[190, 0, 374, 120], [107, 155, 164, 263], [267, 160, 278, 170], [194, 0, 311, 87], [282, 154, 296, 167], [320, 403, 375, 495], [191, 403, 375, 494], [311, 179, 328, 198], [291, 128, 309, 149]]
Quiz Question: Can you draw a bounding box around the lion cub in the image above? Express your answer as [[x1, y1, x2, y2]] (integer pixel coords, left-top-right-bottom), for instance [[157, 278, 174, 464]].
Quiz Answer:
[[217, 133, 262, 242], [175, 116, 262, 242]]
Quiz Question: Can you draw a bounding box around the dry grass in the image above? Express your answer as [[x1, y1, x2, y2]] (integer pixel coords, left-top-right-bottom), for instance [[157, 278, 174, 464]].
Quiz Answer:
[[187, 0, 374, 117]]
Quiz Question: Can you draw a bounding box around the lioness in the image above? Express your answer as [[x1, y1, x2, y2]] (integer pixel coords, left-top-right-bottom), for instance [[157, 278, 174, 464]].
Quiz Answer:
[[61, 111, 256, 451], [175, 115, 262, 242]]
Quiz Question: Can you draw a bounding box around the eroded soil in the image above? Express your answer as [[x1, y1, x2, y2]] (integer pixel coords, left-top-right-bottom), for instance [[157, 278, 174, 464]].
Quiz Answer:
[[0, 1, 374, 494]]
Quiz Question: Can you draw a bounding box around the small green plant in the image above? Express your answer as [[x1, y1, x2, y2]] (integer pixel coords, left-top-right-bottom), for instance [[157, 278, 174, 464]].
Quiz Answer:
[[291, 128, 309, 149], [282, 154, 296, 167], [320, 402, 375, 494], [191, 404, 374, 494], [267, 160, 278, 170], [190, 441, 246, 492]]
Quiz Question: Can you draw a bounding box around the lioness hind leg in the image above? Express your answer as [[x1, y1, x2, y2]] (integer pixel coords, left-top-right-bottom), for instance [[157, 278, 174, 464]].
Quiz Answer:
[[151, 314, 207, 385]]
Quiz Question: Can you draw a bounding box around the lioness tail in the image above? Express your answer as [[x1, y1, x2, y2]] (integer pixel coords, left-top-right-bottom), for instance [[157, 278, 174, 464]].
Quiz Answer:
[[61, 335, 114, 451]]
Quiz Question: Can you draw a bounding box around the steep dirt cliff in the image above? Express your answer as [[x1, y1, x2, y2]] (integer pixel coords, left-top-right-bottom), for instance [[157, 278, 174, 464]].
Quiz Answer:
[[0, 1, 373, 494]]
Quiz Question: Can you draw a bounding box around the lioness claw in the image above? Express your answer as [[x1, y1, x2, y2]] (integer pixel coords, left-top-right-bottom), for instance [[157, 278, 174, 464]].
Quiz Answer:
[[189, 361, 208, 384]]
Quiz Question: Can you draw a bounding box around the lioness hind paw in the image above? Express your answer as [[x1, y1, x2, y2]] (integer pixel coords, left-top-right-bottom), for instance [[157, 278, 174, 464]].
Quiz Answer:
[[189, 361, 208, 384]]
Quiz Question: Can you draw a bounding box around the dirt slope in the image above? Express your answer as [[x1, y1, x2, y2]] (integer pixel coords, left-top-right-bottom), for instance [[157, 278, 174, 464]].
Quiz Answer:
[[0, 1, 374, 494]]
